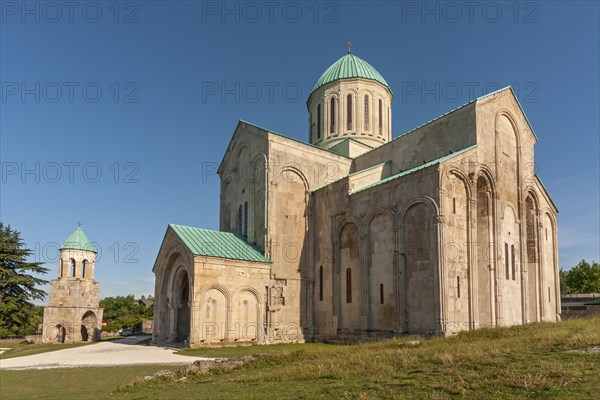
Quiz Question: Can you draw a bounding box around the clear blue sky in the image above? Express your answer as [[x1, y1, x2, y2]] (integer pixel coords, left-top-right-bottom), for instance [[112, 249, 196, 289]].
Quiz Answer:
[[1, 1, 598, 299]]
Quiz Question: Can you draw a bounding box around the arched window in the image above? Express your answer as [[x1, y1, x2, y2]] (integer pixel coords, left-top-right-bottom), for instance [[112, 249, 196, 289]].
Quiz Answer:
[[70, 259, 76, 277], [346, 94, 353, 130], [319, 266, 324, 301], [378, 99, 383, 134], [330, 97, 336, 133], [511, 245, 516, 280], [364, 95, 369, 130], [504, 243, 509, 280], [82, 260, 87, 278], [317, 104, 322, 139], [244, 201, 248, 238], [380, 283, 384, 304], [346, 268, 352, 303], [238, 205, 243, 235]]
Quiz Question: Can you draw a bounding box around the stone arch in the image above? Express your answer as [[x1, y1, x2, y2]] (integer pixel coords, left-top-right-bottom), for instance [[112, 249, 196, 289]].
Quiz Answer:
[[360, 90, 373, 133], [232, 288, 261, 341], [54, 324, 66, 343], [277, 167, 310, 277], [281, 165, 310, 193], [200, 284, 231, 342], [542, 212, 558, 321], [495, 111, 521, 196], [221, 179, 233, 232], [336, 216, 364, 238], [326, 93, 340, 137], [154, 248, 193, 342], [338, 221, 361, 330], [250, 155, 267, 247], [475, 174, 495, 328], [234, 142, 248, 164], [399, 200, 437, 333], [81, 310, 97, 342], [171, 268, 191, 342], [524, 191, 541, 323], [442, 170, 471, 333], [499, 201, 522, 325], [367, 210, 396, 330]]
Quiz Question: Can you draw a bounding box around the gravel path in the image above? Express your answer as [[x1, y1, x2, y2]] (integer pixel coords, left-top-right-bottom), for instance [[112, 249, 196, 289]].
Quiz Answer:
[[0, 335, 210, 370]]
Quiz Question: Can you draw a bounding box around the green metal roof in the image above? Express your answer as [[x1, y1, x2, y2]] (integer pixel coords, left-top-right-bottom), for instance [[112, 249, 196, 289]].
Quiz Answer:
[[60, 227, 97, 252], [312, 53, 391, 94], [352, 145, 478, 195], [169, 224, 271, 263]]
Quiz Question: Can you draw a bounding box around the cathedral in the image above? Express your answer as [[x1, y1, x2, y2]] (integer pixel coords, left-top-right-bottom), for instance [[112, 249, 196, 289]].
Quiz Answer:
[[152, 51, 560, 347], [42, 227, 103, 343]]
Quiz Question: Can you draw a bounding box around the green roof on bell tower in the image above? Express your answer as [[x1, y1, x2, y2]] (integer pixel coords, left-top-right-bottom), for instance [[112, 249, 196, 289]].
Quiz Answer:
[[311, 53, 392, 95], [60, 227, 97, 253]]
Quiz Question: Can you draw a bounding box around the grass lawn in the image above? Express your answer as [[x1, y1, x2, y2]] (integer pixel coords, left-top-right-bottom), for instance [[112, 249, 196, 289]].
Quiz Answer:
[[0, 365, 180, 400], [1, 318, 599, 399]]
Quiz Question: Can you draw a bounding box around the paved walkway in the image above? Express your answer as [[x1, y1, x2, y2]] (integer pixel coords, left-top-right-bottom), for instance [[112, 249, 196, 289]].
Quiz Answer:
[[0, 335, 209, 370]]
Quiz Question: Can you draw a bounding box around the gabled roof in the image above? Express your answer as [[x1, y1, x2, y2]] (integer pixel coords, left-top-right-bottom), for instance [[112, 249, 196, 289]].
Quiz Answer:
[[169, 224, 271, 263], [60, 227, 97, 252], [351, 144, 478, 195], [218, 120, 352, 175], [355, 86, 537, 162]]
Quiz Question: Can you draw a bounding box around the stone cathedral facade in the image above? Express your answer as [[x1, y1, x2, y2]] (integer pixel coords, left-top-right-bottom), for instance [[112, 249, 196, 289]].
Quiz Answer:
[[153, 52, 560, 347], [42, 227, 103, 343]]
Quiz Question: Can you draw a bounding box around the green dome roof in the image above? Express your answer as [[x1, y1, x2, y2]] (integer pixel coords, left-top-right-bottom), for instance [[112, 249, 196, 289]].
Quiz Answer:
[[312, 53, 391, 94], [60, 227, 97, 253]]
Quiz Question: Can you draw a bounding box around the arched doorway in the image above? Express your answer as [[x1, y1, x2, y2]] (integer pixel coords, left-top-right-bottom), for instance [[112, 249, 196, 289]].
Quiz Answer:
[[81, 311, 97, 342], [81, 325, 88, 341], [174, 270, 190, 342], [55, 324, 66, 343]]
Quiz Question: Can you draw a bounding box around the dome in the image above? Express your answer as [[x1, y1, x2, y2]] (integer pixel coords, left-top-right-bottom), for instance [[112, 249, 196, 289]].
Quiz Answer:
[[311, 53, 391, 94], [60, 227, 97, 252]]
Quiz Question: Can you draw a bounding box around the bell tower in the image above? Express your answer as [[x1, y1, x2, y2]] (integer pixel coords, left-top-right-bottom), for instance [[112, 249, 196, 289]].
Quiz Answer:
[[41, 226, 103, 343]]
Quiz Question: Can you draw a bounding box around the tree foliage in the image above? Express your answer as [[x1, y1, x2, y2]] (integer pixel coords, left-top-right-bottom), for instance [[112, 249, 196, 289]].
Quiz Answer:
[[99, 295, 153, 332], [560, 260, 600, 294], [0, 222, 49, 337]]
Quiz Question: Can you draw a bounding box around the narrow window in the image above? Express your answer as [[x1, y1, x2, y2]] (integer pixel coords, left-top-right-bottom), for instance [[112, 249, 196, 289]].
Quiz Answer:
[[238, 205, 243, 235], [346, 268, 352, 303], [60, 259, 64, 277], [364, 95, 369, 130], [548, 286, 551, 302], [457, 276, 461, 298], [505, 243, 509, 280], [380, 283, 384, 304], [243, 300, 249, 325], [346, 94, 353, 130], [70, 259, 76, 277], [309, 112, 312, 140], [244, 201, 248, 237], [511, 245, 516, 280], [317, 104, 322, 139], [82, 260, 87, 278], [330, 97, 336, 133], [319, 266, 324, 301], [453, 197, 456, 214], [378, 99, 383, 134]]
